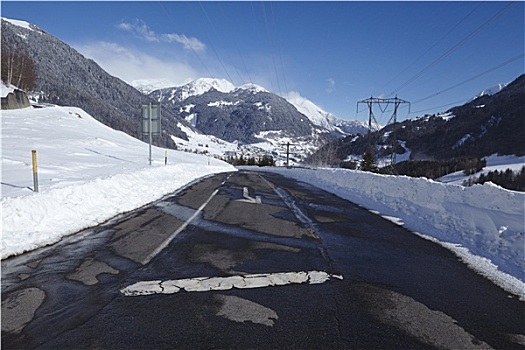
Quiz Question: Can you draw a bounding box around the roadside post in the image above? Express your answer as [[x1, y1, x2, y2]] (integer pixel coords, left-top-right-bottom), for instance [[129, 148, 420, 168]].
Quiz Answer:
[[286, 142, 290, 168], [31, 149, 39, 192], [141, 102, 161, 165], [165, 150, 168, 165]]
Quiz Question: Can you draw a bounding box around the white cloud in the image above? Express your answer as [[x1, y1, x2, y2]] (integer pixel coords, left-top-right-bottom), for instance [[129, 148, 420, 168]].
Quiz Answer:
[[162, 33, 205, 52], [326, 78, 336, 93], [74, 41, 199, 88], [117, 19, 205, 52], [116, 19, 159, 42]]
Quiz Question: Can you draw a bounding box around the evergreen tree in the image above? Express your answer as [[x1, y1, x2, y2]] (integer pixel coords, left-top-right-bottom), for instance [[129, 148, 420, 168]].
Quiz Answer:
[[237, 155, 246, 166], [361, 151, 377, 172]]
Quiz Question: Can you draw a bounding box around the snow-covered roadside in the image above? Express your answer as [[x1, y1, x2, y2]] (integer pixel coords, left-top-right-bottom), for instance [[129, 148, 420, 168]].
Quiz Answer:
[[255, 167, 525, 299], [1, 164, 234, 259], [1, 105, 236, 259]]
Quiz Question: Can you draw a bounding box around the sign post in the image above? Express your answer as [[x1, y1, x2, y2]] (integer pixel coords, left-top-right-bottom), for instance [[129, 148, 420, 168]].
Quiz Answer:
[[31, 150, 39, 192], [142, 102, 161, 165]]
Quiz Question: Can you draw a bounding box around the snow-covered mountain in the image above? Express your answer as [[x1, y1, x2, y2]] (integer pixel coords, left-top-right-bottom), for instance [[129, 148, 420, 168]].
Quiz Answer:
[[166, 86, 323, 143], [149, 78, 236, 105], [472, 83, 507, 100], [151, 78, 370, 137], [150, 79, 339, 164], [236, 83, 269, 94], [283, 91, 371, 135], [148, 78, 380, 163], [131, 78, 179, 95]]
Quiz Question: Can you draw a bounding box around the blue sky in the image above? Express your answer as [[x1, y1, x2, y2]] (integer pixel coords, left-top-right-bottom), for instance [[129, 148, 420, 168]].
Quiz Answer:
[[2, 1, 523, 122]]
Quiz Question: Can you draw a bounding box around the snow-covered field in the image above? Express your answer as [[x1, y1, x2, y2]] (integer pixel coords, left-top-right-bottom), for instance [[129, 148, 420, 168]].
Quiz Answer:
[[439, 154, 525, 185], [2, 103, 523, 300]]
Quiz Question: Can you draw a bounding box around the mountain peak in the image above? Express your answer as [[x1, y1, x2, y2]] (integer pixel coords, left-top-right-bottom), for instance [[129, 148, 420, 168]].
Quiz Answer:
[[472, 83, 507, 100], [1, 17, 45, 34], [236, 83, 269, 94], [190, 78, 236, 94], [283, 91, 370, 135]]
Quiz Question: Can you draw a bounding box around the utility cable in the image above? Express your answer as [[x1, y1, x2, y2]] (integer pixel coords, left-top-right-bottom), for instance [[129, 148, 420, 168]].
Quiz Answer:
[[270, 1, 289, 94], [390, 2, 514, 96], [409, 98, 471, 115], [197, 1, 236, 84], [412, 53, 524, 105], [250, 1, 276, 92], [262, 1, 282, 96], [382, 1, 483, 93], [158, 2, 215, 80], [218, 3, 254, 85]]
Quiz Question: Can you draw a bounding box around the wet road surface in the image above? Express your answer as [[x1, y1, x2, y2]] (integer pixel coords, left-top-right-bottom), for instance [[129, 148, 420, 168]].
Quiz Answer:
[[2, 170, 524, 349]]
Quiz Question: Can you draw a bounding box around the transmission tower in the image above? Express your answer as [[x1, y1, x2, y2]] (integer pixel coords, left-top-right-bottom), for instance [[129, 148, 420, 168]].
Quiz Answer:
[[357, 96, 410, 166]]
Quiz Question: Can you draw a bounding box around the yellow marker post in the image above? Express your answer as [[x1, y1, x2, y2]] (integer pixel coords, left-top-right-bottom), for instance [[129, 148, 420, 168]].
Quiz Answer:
[[31, 150, 39, 192], [165, 150, 168, 165]]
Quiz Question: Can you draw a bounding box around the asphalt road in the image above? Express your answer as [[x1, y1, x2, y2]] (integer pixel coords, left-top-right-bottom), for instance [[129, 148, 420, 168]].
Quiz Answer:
[[2, 170, 524, 350]]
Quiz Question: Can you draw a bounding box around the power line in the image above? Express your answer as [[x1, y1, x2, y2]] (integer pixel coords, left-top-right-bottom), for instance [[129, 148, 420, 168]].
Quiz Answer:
[[261, 1, 283, 96], [197, 1, 236, 84], [382, 1, 483, 93], [411, 53, 524, 105], [389, 2, 515, 96], [158, 2, 215, 79], [409, 98, 470, 115], [201, 1, 250, 85], [218, 3, 254, 85], [269, 1, 289, 95], [250, 1, 276, 92]]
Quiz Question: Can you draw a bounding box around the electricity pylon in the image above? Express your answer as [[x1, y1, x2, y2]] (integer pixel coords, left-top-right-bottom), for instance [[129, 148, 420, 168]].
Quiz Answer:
[[357, 96, 410, 166]]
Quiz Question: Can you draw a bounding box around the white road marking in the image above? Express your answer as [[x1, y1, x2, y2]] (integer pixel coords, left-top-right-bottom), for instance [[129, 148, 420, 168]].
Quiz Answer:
[[120, 270, 343, 296], [141, 188, 220, 265], [236, 187, 262, 204]]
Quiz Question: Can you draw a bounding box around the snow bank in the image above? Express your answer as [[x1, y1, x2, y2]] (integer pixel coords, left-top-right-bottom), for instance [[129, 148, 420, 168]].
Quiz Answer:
[[1, 105, 236, 259], [1, 164, 233, 259], [257, 167, 525, 298]]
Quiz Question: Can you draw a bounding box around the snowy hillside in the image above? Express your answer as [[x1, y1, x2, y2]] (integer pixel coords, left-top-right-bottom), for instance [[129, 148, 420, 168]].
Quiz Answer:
[[1, 104, 235, 258], [284, 91, 370, 135], [1, 17, 190, 146], [1, 17, 38, 32], [284, 91, 339, 130], [472, 83, 507, 100]]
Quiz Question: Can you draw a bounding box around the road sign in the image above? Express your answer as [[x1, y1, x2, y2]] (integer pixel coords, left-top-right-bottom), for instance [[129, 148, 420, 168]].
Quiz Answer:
[[142, 102, 161, 135], [142, 102, 161, 165]]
